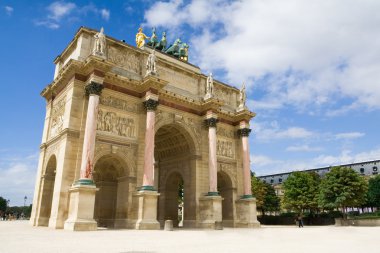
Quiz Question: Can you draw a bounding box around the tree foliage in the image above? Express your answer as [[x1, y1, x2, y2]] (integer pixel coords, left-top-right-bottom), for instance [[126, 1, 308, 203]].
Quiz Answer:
[[318, 166, 368, 215], [251, 176, 280, 214], [0, 197, 6, 212], [282, 171, 320, 212], [366, 175, 380, 207]]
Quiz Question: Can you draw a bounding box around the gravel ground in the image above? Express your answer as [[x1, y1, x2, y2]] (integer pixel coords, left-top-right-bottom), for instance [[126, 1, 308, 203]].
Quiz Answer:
[[0, 221, 378, 253]]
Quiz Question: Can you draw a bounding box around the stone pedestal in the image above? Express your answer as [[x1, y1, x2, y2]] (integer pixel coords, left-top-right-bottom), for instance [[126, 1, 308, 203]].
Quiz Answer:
[[134, 191, 160, 230], [64, 184, 98, 231], [235, 197, 260, 228], [198, 195, 223, 229]]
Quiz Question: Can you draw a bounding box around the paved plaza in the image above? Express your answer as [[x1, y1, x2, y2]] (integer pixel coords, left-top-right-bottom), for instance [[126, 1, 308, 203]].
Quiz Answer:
[[0, 221, 378, 253]]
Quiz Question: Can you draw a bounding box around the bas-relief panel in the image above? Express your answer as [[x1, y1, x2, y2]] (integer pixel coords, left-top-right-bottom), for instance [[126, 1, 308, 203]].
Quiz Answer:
[[107, 45, 140, 74], [157, 66, 198, 94], [49, 96, 66, 139], [217, 139, 234, 158], [214, 84, 237, 107], [97, 108, 137, 139], [100, 95, 140, 113], [217, 127, 235, 139]]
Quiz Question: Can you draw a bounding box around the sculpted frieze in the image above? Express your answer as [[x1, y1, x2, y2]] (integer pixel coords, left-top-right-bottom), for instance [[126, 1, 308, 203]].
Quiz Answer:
[[107, 46, 140, 74], [157, 66, 197, 91], [217, 127, 235, 139], [217, 139, 234, 158], [97, 109, 136, 138], [100, 95, 139, 113], [49, 96, 66, 139]]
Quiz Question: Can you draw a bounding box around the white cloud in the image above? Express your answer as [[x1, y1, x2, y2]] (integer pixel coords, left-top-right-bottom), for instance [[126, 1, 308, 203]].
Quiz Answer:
[[335, 132, 365, 140], [100, 9, 110, 21], [0, 153, 38, 206], [144, 0, 380, 114], [286, 145, 322, 152], [47, 1, 76, 21], [4, 5, 13, 16], [253, 121, 314, 141], [35, 2, 110, 29]]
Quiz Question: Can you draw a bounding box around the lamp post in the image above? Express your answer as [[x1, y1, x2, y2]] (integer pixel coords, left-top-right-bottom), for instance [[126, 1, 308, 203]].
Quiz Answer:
[[24, 196, 27, 207]]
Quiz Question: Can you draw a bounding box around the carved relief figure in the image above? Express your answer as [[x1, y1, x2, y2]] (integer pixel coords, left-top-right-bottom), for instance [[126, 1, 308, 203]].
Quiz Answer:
[[217, 140, 234, 158], [49, 97, 66, 138], [146, 50, 157, 76], [100, 96, 139, 113], [97, 109, 136, 138], [107, 47, 140, 74], [93, 27, 106, 56]]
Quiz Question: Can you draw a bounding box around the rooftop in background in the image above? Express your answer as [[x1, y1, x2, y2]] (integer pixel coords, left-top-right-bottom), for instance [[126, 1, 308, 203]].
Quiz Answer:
[[258, 159, 380, 185]]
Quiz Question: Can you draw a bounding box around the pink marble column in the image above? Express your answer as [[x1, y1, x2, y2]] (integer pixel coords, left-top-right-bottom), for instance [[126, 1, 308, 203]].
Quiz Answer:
[[206, 117, 218, 195], [239, 127, 253, 198], [141, 99, 159, 191], [78, 82, 103, 184]]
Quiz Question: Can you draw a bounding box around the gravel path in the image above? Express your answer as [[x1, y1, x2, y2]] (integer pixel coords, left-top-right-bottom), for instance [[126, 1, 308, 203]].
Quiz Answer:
[[0, 221, 378, 253]]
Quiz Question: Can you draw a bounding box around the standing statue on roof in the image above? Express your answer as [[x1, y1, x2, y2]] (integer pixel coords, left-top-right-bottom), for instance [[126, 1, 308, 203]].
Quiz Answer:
[[205, 73, 214, 99], [146, 50, 157, 76], [238, 82, 247, 111], [93, 27, 106, 56], [136, 27, 150, 48]]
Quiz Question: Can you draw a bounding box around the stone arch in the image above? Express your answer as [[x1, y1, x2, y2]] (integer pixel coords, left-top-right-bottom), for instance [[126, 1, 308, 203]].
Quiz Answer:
[[37, 154, 57, 226], [93, 153, 131, 228], [155, 122, 197, 228], [155, 117, 200, 156], [218, 170, 235, 227]]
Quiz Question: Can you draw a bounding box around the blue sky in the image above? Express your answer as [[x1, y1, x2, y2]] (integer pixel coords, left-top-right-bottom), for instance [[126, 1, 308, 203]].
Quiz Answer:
[[1, 0, 379, 206]]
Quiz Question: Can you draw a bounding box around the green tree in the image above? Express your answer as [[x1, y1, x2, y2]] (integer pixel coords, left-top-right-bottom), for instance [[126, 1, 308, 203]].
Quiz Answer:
[[262, 182, 280, 213], [0, 197, 6, 212], [366, 175, 380, 207], [251, 176, 266, 212], [251, 176, 280, 214], [283, 171, 320, 212], [318, 166, 368, 218]]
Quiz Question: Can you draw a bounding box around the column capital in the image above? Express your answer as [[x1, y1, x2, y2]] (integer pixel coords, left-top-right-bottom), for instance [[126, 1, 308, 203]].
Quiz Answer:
[[85, 82, 104, 96], [143, 99, 159, 111], [238, 128, 251, 137], [205, 117, 218, 128]]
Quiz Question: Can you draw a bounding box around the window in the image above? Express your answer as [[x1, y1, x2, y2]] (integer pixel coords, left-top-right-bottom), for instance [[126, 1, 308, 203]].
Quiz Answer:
[[373, 167, 378, 172], [270, 179, 274, 184], [360, 168, 365, 174], [279, 178, 283, 183]]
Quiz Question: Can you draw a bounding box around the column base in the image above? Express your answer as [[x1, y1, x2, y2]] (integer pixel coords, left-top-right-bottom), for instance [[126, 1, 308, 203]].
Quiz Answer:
[[198, 195, 223, 229], [235, 197, 261, 228], [133, 190, 160, 230], [63, 183, 98, 231]]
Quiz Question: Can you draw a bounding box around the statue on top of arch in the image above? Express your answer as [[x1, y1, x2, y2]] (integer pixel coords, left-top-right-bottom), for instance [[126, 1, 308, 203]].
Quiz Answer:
[[136, 27, 189, 62]]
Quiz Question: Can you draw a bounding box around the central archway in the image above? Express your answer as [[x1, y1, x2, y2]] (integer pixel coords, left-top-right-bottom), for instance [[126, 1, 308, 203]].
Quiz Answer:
[[155, 123, 196, 228], [93, 154, 129, 228]]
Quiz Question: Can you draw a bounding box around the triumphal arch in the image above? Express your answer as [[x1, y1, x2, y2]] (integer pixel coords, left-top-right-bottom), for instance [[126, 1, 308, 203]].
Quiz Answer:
[[30, 27, 260, 230]]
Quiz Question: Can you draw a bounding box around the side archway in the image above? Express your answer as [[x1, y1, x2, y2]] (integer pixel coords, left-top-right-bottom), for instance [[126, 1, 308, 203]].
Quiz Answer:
[[37, 155, 57, 226], [218, 171, 235, 227], [93, 154, 130, 228]]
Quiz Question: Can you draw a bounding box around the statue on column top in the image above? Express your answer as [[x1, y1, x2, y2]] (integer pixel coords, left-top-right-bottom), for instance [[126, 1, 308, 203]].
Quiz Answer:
[[237, 82, 247, 111], [93, 27, 106, 57], [145, 50, 157, 76], [204, 73, 214, 99], [136, 27, 150, 48]]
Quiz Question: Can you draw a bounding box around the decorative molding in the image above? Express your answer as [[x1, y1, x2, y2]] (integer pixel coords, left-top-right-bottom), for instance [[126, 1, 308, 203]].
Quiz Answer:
[[85, 82, 104, 96]]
